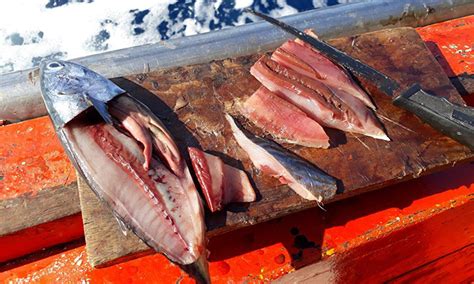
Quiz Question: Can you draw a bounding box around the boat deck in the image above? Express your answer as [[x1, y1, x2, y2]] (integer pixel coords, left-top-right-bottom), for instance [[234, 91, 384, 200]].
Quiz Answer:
[[1, 15, 473, 283]]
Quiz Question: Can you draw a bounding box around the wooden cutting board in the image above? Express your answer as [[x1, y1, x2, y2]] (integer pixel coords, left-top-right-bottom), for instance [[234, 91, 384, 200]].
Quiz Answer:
[[78, 27, 473, 267]]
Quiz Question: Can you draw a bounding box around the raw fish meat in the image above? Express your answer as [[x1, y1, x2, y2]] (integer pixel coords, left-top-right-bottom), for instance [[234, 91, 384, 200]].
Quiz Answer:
[[279, 38, 376, 109], [241, 86, 330, 148], [189, 147, 256, 212], [39, 60, 209, 283], [251, 56, 389, 140]]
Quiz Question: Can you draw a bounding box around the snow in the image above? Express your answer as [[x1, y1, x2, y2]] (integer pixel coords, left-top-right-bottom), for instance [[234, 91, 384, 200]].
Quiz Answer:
[[0, 0, 348, 74]]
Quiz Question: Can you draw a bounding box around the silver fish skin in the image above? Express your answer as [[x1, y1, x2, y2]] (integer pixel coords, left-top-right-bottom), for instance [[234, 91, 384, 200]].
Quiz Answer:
[[226, 114, 337, 202], [40, 60, 125, 127], [253, 137, 337, 201], [39, 60, 210, 283]]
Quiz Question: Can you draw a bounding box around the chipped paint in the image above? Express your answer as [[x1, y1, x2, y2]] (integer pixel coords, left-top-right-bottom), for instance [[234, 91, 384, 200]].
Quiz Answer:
[[418, 15, 474, 76], [0, 116, 76, 200]]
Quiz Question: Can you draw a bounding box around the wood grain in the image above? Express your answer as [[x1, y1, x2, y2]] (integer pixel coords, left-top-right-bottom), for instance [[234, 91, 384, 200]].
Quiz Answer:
[[0, 183, 79, 236], [79, 27, 473, 267]]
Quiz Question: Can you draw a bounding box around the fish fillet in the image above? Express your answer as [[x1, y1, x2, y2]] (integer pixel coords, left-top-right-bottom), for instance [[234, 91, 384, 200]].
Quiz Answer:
[[109, 95, 183, 175], [241, 86, 330, 148], [189, 147, 256, 212], [251, 56, 345, 128], [251, 56, 389, 140], [279, 39, 376, 109], [225, 114, 337, 202], [222, 163, 256, 204]]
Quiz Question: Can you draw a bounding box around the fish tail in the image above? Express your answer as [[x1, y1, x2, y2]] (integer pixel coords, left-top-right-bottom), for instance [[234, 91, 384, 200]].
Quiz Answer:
[[180, 254, 211, 284]]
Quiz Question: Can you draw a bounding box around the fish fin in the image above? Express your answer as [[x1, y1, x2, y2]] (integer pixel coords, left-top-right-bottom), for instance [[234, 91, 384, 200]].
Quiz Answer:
[[114, 215, 129, 236], [180, 253, 210, 284], [86, 94, 113, 124]]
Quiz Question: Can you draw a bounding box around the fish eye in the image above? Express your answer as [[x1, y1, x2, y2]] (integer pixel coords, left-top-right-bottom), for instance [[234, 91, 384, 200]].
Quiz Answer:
[[47, 62, 63, 70]]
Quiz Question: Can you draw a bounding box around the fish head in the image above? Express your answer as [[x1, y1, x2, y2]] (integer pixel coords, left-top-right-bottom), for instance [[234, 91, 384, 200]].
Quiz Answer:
[[39, 60, 125, 128]]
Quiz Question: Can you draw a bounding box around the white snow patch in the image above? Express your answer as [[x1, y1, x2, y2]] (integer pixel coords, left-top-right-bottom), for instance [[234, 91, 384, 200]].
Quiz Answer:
[[0, 0, 351, 74]]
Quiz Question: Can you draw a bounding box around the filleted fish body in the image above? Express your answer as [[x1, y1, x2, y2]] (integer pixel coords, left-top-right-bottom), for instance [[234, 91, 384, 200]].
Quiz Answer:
[[39, 60, 209, 283]]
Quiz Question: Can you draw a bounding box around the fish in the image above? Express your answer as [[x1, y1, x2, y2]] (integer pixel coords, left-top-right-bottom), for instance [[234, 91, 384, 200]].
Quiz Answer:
[[225, 114, 337, 202], [271, 47, 322, 81], [39, 60, 209, 283], [188, 147, 256, 212], [251, 55, 348, 129], [277, 31, 376, 109], [251, 55, 389, 140], [240, 86, 330, 148]]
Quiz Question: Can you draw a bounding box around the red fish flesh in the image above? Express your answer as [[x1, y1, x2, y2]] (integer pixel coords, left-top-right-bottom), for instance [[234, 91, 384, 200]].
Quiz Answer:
[[188, 147, 256, 212], [241, 86, 329, 148], [39, 60, 209, 283], [278, 39, 376, 109], [251, 56, 389, 140]]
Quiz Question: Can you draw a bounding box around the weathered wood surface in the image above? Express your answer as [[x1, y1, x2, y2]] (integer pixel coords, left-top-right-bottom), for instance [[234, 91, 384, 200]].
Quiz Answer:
[[79, 27, 473, 267], [0, 183, 79, 236]]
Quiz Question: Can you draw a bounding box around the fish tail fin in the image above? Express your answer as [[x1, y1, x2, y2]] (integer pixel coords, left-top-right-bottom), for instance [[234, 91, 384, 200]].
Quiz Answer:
[[180, 254, 211, 284]]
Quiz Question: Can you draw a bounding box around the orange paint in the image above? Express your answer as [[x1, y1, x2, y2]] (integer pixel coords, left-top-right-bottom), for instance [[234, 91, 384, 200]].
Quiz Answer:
[[322, 164, 474, 253], [417, 15, 474, 77], [1, 163, 473, 283], [309, 200, 474, 283], [390, 244, 474, 283], [0, 214, 84, 263], [0, 116, 76, 200]]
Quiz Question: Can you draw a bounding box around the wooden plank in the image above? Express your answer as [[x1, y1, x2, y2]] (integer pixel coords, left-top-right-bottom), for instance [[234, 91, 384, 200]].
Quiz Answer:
[[77, 176, 150, 267], [79, 27, 473, 267], [0, 116, 79, 236], [0, 183, 79, 236], [4, 162, 473, 282], [0, 214, 83, 263]]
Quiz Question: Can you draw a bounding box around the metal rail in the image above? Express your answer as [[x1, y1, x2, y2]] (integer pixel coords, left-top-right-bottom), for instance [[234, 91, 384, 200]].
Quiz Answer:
[[1, 0, 473, 122]]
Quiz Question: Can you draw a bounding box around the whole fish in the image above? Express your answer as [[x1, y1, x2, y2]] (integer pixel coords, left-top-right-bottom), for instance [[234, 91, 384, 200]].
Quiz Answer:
[[39, 60, 209, 283]]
